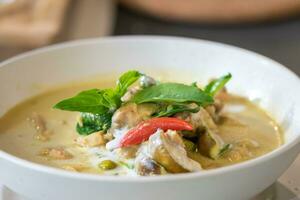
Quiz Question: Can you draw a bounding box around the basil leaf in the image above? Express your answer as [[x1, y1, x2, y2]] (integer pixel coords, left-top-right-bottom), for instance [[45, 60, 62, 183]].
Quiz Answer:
[[53, 89, 110, 114], [76, 112, 113, 135], [204, 73, 232, 96], [54, 70, 142, 114], [132, 83, 213, 106], [116, 70, 142, 96], [153, 104, 199, 117], [100, 89, 121, 111]]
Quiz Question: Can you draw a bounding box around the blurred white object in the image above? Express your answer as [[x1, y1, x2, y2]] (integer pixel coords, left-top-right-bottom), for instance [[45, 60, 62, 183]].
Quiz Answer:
[[0, 0, 71, 47], [0, 0, 115, 60]]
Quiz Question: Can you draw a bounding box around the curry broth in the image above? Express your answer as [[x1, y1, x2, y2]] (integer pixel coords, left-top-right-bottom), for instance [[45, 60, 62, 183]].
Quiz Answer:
[[0, 80, 283, 175]]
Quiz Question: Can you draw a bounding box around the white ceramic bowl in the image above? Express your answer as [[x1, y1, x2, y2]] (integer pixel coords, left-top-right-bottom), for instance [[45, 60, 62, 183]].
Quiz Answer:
[[0, 36, 300, 200]]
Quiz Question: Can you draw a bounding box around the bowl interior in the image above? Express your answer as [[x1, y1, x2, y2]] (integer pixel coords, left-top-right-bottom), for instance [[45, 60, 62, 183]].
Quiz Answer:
[[0, 36, 299, 146]]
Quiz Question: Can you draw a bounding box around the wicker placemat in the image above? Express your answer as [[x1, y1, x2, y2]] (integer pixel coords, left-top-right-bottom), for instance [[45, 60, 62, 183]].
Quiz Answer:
[[120, 0, 300, 24]]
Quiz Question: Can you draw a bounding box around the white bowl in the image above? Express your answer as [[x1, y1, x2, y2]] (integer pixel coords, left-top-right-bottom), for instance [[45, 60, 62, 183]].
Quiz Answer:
[[0, 36, 300, 200]]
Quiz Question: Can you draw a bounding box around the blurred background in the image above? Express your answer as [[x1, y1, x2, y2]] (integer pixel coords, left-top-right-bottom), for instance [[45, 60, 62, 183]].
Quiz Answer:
[[0, 0, 300, 76]]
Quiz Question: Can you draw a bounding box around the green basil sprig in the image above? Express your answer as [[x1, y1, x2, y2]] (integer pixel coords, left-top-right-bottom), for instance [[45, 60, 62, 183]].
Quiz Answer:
[[54, 70, 142, 135]]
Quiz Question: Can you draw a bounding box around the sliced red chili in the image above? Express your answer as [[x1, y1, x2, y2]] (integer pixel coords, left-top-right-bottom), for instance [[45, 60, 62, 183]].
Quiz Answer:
[[119, 117, 193, 147]]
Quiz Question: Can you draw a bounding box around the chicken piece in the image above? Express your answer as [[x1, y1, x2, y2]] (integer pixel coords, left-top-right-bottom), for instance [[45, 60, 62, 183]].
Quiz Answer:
[[236, 138, 260, 149], [103, 132, 114, 141], [135, 150, 166, 176], [39, 147, 73, 160], [226, 146, 253, 162], [34, 130, 52, 142], [175, 114, 203, 137], [205, 99, 223, 122], [177, 105, 228, 159], [62, 164, 87, 172], [114, 146, 138, 159], [121, 86, 141, 102], [120, 75, 156, 102], [215, 87, 229, 102], [28, 112, 47, 132], [110, 103, 157, 130], [175, 104, 205, 133], [226, 139, 260, 162], [28, 113, 52, 141], [75, 131, 106, 147], [205, 88, 227, 122], [148, 129, 202, 173], [176, 87, 228, 125]]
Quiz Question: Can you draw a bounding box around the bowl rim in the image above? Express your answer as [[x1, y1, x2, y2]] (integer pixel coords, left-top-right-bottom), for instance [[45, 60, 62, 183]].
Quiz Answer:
[[0, 35, 300, 182]]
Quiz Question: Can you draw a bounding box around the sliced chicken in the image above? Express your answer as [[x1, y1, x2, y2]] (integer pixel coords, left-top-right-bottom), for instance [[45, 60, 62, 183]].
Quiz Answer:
[[114, 146, 139, 159], [121, 86, 141, 102], [177, 88, 227, 124], [75, 131, 106, 147], [226, 139, 260, 162], [28, 113, 52, 141], [62, 164, 87, 172], [177, 106, 228, 159], [148, 129, 202, 173], [110, 103, 157, 131], [39, 147, 73, 160], [205, 88, 228, 122], [28, 112, 47, 133], [107, 103, 157, 150], [121, 75, 156, 102]]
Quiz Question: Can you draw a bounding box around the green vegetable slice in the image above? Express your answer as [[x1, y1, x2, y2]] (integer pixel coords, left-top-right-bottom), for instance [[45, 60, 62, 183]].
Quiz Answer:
[[183, 139, 197, 152], [98, 160, 118, 170]]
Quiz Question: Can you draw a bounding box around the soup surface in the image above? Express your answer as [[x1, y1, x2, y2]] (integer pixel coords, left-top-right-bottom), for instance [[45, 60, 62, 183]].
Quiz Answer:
[[0, 73, 283, 176]]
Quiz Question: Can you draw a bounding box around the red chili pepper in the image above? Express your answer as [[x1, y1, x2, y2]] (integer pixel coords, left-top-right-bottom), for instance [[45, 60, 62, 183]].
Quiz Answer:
[[119, 117, 193, 148]]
